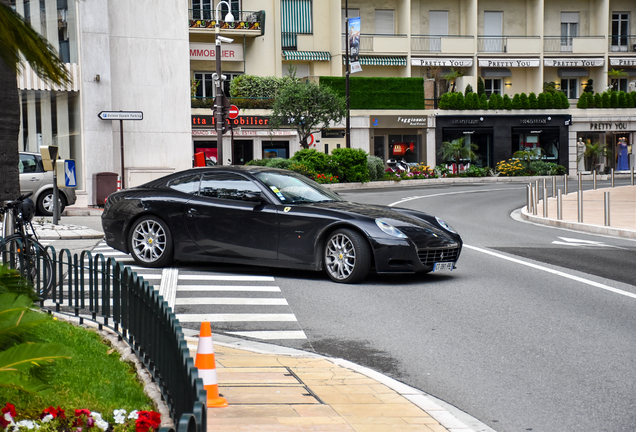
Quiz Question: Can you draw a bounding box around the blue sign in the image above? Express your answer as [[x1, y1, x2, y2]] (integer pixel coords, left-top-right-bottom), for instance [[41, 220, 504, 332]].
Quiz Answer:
[[64, 160, 77, 187]]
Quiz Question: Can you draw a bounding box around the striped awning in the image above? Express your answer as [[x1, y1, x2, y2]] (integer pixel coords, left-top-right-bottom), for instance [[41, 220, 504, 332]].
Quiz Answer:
[[343, 56, 406, 66], [281, 0, 312, 34], [282, 51, 331, 61]]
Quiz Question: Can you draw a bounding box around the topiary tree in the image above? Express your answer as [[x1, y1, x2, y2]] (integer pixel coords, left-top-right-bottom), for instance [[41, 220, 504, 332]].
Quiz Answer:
[[438, 92, 451, 109], [577, 93, 588, 109], [559, 92, 570, 108], [512, 94, 522, 109], [594, 92, 603, 108], [520, 93, 530, 109], [537, 93, 547, 109], [488, 93, 503, 109], [610, 91, 618, 108], [503, 94, 512, 110], [627, 92, 635, 108], [455, 92, 466, 109], [464, 84, 473, 96], [367, 155, 385, 181], [477, 77, 485, 95], [602, 91, 611, 108], [528, 92, 538, 109], [618, 91, 627, 108], [583, 79, 594, 93], [545, 92, 554, 109], [479, 94, 488, 109], [465, 92, 477, 109]]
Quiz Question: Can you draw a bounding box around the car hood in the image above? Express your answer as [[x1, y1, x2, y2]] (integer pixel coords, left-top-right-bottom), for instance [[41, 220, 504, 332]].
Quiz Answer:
[[304, 201, 455, 239]]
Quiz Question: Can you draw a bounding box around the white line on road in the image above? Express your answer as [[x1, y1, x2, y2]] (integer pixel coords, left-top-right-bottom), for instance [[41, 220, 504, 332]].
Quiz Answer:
[[465, 244, 636, 300], [178, 275, 275, 281], [175, 297, 288, 306], [177, 285, 281, 292], [389, 187, 526, 207], [176, 313, 297, 322], [225, 330, 307, 340]]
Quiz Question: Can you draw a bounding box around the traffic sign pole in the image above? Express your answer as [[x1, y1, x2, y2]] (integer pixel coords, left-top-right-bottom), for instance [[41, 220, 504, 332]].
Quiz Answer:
[[98, 110, 143, 189]]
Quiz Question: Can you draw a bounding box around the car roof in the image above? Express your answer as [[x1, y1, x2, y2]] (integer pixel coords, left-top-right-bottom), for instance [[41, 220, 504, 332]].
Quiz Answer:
[[141, 166, 291, 188]]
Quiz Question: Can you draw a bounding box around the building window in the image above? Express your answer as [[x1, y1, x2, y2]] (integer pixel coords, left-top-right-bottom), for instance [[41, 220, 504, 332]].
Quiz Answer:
[[560, 78, 577, 99], [375, 9, 394, 35], [192, 0, 211, 19], [193, 72, 241, 98], [560, 12, 578, 52], [611, 13, 630, 51], [341, 8, 359, 33], [484, 79, 502, 96], [281, 0, 313, 49]]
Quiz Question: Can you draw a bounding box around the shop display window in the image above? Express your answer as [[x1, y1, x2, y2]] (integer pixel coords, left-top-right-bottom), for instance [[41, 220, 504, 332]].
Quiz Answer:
[[512, 129, 560, 161], [388, 134, 419, 163]]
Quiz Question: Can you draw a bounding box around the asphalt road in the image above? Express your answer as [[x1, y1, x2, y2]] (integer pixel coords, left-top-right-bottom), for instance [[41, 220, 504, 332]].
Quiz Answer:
[[271, 181, 636, 432]]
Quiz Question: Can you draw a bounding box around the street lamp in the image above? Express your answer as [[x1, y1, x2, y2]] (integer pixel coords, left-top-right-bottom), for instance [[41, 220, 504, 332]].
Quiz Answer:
[[214, 1, 234, 165]]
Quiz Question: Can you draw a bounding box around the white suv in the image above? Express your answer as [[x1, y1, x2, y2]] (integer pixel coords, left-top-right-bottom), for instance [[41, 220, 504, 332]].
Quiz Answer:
[[19, 152, 77, 216]]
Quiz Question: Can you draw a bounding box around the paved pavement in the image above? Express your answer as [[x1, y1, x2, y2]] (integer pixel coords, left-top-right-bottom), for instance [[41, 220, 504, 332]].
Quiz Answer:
[[9, 176, 635, 432]]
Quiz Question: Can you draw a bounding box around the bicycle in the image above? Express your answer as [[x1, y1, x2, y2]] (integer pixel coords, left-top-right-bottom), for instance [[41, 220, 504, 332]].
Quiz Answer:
[[1, 193, 54, 299]]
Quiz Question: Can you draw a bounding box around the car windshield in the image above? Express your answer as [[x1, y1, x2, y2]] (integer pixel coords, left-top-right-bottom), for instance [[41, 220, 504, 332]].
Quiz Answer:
[[254, 171, 343, 204]]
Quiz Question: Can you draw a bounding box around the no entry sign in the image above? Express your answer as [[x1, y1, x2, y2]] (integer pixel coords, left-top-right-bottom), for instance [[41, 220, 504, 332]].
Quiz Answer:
[[228, 105, 239, 119]]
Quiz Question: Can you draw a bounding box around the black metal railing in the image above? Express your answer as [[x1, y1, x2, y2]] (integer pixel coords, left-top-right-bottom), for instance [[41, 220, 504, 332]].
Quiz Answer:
[[0, 239, 206, 432], [189, 9, 264, 34]]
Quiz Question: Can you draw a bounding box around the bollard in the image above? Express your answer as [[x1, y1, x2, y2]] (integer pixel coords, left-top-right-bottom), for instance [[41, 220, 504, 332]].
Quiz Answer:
[[604, 191, 610, 226], [564, 174, 568, 195], [532, 185, 538, 215], [577, 188, 583, 223], [543, 186, 548, 218], [593, 170, 597, 190], [578, 172, 582, 193], [557, 189, 563, 220], [611, 168, 615, 187], [526, 184, 532, 213], [632, 166, 635, 186], [552, 176, 556, 197]]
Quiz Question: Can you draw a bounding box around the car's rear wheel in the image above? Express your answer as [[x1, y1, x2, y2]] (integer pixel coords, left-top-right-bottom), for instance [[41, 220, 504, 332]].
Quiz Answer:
[[37, 191, 66, 216], [324, 228, 371, 284], [128, 216, 174, 268]]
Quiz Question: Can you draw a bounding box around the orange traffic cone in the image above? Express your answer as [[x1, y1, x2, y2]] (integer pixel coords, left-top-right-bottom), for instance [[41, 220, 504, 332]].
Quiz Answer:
[[194, 321, 228, 408]]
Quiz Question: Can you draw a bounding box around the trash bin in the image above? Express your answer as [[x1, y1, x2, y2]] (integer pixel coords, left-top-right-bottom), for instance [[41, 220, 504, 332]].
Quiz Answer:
[[94, 172, 119, 205]]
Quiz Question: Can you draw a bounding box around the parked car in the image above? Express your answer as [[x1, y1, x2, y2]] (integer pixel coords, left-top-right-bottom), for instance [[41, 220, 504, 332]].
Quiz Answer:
[[102, 166, 462, 283], [19, 152, 77, 216]]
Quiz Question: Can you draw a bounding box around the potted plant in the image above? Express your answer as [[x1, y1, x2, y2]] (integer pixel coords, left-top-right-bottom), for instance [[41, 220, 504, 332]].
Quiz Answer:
[[577, 141, 612, 173], [438, 137, 478, 174]]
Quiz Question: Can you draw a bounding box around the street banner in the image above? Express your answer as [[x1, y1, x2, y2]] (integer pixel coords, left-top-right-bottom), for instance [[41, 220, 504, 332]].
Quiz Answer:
[[348, 17, 362, 73]]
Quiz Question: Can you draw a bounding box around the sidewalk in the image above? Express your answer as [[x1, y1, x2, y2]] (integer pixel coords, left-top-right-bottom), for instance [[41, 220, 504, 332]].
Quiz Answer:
[[521, 185, 636, 239]]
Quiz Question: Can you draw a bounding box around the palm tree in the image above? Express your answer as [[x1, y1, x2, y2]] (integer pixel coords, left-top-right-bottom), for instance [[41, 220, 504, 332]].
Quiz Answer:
[[438, 137, 478, 171], [513, 148, 545, 170], [577, 142, 612, 172], [607, 69, 627, 91], [442, 68, 464, 93], [0, 1, 70, 203]]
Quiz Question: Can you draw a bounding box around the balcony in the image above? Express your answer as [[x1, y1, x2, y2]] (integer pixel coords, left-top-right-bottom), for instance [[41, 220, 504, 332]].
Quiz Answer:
[[543, 36, 605, 53], [609, 35, 636, 52], [340, 33, 408, 54], [411, 35, 474, 54], [189, 9, 264, 36], [478, 36, 541, 53]]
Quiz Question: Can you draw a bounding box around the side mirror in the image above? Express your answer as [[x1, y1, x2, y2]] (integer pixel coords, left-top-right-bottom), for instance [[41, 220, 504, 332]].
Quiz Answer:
[[243, 192, 264, 202]]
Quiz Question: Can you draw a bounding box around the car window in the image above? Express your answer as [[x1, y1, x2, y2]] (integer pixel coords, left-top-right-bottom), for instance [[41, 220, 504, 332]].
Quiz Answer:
[[167, 173, 201, 194], [199, 172, 261, 200], [254, 171, 342, 204], [19, 154, 39, 174]]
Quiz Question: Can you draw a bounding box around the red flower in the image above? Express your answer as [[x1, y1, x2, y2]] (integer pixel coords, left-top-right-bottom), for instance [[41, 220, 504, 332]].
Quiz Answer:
[[135, 411, 161, 432], [73, 409, 92, 427], [1, 403, 16, 418]]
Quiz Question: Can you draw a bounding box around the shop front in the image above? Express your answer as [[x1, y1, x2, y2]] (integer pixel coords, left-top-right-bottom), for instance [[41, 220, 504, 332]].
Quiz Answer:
[[191, 114, 297, 164], [571, 116, 635, 172], [370, 115, 428, 165], [436, 115, 571, 169]]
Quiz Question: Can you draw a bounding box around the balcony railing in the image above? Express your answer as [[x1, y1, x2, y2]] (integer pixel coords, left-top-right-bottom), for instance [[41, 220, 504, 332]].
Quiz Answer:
[[544, 36, 606, 53], [410, 35, 474, 53], [609, 35, 636, 52], [478, 36, 507, 53], [189, 9, 263, 33]]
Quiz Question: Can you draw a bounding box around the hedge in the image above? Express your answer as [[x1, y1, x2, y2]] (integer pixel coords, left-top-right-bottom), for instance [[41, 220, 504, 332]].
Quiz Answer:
[[320, 77, 426, 109]]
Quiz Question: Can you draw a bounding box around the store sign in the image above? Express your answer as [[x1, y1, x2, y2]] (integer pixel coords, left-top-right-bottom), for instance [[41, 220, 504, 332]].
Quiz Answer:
[[520, 118, 549, 125], [322, 129, 345, 138], [370, 116, 427, 128], [610, 57, 636, 67], [589, 122, 628, 130], [452, 119, 481, 125], [411, 58, 473, 67], [189, 43, 244, 61], [544, 58, 604, 67], [192, 115, 269, 127], [479, 58, 540, 67], [192, 129, 297, 136]]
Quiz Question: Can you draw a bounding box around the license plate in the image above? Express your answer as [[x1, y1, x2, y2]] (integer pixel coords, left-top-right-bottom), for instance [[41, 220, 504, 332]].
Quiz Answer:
[[433, 262, 454, 272]]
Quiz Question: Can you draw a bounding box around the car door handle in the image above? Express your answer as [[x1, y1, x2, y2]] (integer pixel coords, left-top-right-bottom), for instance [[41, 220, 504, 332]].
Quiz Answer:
[[30, 177, 39, 181], [187, 208, 198, 217]]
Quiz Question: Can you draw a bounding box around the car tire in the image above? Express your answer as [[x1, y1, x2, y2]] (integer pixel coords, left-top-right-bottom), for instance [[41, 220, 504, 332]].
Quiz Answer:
[[128, 216, 174, 268], [324, 228, 371, 284], [37, 191, 66, 217]]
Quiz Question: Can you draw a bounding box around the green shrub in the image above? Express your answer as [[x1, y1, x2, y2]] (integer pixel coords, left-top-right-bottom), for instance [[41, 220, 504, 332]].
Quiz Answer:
[[545, 92, 554, 109], [537, 93, 547, 109], [320, 77, 425, 109], [455, 92, 466, 110], [367, 155, 385, 181], [331, 148, 370, 183], [479, 94, 488, 109], [503, 94, 512, 110], [618, 91, 627, 108], [265, 158, 295, 169], [246, 159, 269, 166], [602, 92, 610, 108], [439, 92, 451, 109], [528, 92, 538, 109], [529, 161, 567, 175], [520, 93, 530, 109], [594, 93, 603, 108], [289, 163, 317, 179], [464, 84, 473, 96], [610, 91, 619, 108], [512, 94, 522, 109], [477, 77, 485, 95], [559, 92, 570, 108], [291, 148, 333, 173], [577, 93, 588, 109]]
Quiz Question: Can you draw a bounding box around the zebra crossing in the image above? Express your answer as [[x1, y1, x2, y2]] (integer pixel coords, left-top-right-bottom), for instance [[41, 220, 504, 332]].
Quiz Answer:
[[84, 242, 307, 341]]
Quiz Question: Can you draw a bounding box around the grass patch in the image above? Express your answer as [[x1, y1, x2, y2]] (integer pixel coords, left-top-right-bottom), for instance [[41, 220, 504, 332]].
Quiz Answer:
[[0, 317, 153, 419]]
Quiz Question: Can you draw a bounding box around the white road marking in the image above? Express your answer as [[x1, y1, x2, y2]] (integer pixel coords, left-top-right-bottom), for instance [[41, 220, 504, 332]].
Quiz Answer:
[[389, 187, 526, 207], [175, 297, 288, 306], [176, 313, 297, 322], [225, 330, 307, 340], [552, 237, 625, 249], [465, 244, 636, 300], [178, 285, 281, 292], [179, 275, 275, 282]]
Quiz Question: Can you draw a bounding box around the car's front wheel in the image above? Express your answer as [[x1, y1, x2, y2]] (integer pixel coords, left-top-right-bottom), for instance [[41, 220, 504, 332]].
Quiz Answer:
[[37, 191, 66, 216], [324, 228, 371, 284], [128, 216, 174, 268]]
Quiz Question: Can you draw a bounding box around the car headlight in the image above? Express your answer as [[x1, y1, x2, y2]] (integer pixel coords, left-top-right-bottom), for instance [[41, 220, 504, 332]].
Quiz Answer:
[[435, 217, 457, 234], [375, 219, 407, 238]]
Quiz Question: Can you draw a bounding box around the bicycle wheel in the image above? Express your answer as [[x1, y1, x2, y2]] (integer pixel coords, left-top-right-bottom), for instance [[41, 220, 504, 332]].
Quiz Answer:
[[2, 235, 54, 299]]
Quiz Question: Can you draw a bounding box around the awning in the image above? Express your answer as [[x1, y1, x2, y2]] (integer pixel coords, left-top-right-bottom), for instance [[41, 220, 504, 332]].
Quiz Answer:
[[282, 51, 331, 61], [481, 67, 511, 77], [343, 56, 407, 66], [558, 67, 588, 77]]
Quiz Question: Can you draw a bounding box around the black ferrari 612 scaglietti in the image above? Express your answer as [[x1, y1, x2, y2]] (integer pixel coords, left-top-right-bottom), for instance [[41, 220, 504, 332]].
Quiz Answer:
[[101, 166, 462, 283]]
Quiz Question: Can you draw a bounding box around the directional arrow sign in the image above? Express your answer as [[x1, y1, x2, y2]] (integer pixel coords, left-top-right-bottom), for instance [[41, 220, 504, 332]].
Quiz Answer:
[[98, 111, 143, 120]]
